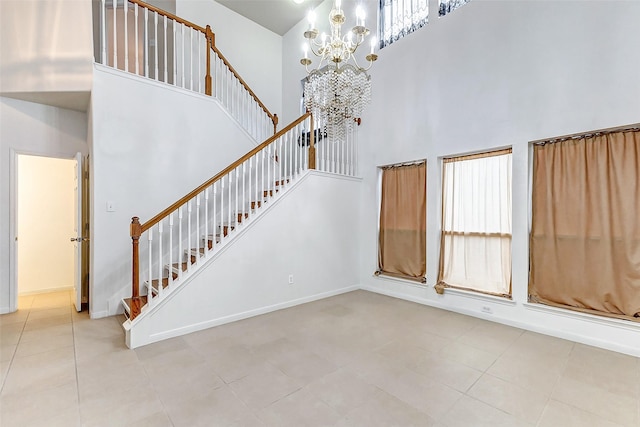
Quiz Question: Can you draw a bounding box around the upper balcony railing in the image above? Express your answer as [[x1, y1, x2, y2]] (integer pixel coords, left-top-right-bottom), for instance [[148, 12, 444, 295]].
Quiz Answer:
[[98, 0, 278, 141]]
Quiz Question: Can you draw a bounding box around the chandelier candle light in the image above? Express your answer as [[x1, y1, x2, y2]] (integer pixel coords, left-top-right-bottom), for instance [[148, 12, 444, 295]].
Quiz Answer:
[[300, 0, 378, 141]]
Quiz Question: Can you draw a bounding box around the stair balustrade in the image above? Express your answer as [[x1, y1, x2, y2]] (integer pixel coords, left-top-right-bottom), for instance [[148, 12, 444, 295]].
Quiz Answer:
[[98, 0, 278, 141], [313, 117, 360, 177], [126, 113, 315, 320]]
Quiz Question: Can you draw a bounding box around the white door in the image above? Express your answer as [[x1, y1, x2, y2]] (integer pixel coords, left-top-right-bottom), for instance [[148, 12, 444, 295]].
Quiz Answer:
[[72, 152, 83, 312]]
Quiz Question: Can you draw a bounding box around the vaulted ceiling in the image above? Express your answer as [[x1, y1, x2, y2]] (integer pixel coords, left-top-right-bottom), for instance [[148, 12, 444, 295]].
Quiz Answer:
[[217, 0, 323, 35]]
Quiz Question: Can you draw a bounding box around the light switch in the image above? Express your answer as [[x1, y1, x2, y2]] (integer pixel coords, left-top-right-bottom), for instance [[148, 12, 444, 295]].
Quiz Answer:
[[106, 201, 115, 212]]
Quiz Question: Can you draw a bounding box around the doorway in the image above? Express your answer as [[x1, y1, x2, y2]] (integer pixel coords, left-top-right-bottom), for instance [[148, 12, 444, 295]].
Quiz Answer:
[[16, 154, 88, 310]]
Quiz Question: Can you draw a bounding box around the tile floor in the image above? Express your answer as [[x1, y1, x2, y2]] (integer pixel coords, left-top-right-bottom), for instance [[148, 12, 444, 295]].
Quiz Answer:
[[0, 289, 638, 427]]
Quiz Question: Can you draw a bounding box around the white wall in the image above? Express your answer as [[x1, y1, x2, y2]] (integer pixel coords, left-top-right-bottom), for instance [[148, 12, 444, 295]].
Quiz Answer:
[[175, 0, 283, 124], [282, 0, 640, 356], [90, 64, 268, 318], [362, 0, 640, 356], [128, 171, 361, 348], [17, 156, 76, 294], [0, 0, 93, 95], [0, 97, 88, 313]]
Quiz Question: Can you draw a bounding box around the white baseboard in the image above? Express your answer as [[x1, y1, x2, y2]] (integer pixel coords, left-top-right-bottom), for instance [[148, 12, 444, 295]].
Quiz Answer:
[[360, 284, 640, 357], [90, 310, 110, 319], [18, 286, 74, 296], [136, 285, 359, 347]]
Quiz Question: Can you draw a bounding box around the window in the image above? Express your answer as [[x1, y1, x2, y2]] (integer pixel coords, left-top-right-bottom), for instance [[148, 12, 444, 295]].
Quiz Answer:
[[379, 0, 428, 49], [529, 128, 640, 320], [437, 149, 512, 296], [439, 0, 472, 17], [377, 161, 426, 282]]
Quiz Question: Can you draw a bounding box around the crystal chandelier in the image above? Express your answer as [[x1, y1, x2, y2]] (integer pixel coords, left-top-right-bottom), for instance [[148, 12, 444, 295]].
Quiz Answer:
[[300, 0, 378, 141]]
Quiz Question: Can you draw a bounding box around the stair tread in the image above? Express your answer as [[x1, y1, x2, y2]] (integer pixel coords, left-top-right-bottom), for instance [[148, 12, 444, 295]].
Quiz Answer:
[[149, 277, 170, 291], [123, 295, 148, 316], [169, 261, 191, 272]]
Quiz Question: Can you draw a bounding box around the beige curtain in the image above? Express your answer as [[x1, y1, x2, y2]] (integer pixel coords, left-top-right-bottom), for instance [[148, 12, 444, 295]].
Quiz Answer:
[[530, 129, 640, 319], [438, 149, 512, 296], [378, 162, 426, 281]]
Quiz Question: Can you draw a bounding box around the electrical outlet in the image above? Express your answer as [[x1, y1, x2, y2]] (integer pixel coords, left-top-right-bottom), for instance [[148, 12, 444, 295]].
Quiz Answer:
[[481, 306, 493, 314], [288, 274, 294, 284]]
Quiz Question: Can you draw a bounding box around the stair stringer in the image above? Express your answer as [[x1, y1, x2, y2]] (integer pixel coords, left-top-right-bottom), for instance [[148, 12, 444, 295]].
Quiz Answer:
[[125, 171, 362, 348]]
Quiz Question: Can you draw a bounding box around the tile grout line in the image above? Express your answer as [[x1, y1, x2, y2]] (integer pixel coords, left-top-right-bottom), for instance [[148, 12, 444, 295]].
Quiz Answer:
[[70, 296, 84, 426], [0, 300, 32, 395]]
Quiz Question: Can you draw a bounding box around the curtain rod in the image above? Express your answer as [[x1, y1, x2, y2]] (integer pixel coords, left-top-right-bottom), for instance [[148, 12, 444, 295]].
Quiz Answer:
[[531, 123, 640, 146], [379, 159, 426, 169]]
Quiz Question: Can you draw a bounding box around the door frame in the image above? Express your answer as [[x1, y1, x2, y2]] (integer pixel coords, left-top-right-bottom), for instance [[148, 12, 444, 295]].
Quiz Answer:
[[9, 149, 90, 312]]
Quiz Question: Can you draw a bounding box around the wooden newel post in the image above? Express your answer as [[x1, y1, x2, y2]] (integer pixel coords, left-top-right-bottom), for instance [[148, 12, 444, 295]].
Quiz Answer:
[[308, 114, 316, 170], [272, 114, 278, 135], [205, 25, 213, 96], [130, 217, 142, 320]]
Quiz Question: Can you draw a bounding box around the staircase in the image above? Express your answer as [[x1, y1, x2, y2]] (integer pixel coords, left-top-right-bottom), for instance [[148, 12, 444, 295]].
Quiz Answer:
[[121, 113, 315, 323], [122, 188, 271, 318], [98, 0, 360, 346]]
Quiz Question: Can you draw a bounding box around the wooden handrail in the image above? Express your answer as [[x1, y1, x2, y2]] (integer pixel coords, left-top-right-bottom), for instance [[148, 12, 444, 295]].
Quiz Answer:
[[210, 45, 277, 127], [139, 112, 312, 233], [125, 0, 276, 131], [128, 0, 206, 33]]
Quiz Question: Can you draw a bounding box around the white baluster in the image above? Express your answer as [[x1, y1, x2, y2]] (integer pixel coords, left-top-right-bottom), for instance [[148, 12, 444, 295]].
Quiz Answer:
[[204, 188, 209, 254], [235, 167, 239, 227], [248, 157, 252, 217], [144, 8, 149, 78], [294, 129, 298, 177], [279, 138, 283, 187], [157, 221, 163, 298], [198, 33, 202, 93], [189, 29, 193, 91], [283, 133, 288, 188], [163, 16, 168, 83], [267, 146, 271, 198], [289, 130, 293, 181], [187, 199, 192, 271], [273, 143, 277, 192], [220, 177, 225, 240], [252, 103, 256, 140], [112, 1, 117, 68], [101, 0, 107, 65], [173, 21, 177, 85], [124, 0, 129, 72], [322, 125, 326, 172], [349, 130, 356, 176], [213, 54, 217, 98], [242, 163, 246, 221], [298, 124, 304, 175], [261, 150, 266, 202], [147, 228, 153, 304], [353, 127, 357, 175], [178, 206, 183, 279], [212, 182, 217, 249], [195, 193, 200, 265], [181, 24, 185, 88], [154, 12, 159, 80], [134, 3, 139, 75], [255, 154, 259, 210], [227, 173, 232, 237], [168, 213, 173, 286], [244, 92, 248, 130]]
